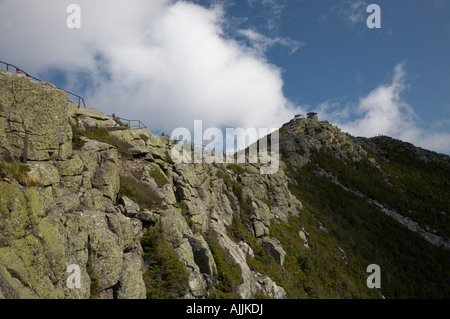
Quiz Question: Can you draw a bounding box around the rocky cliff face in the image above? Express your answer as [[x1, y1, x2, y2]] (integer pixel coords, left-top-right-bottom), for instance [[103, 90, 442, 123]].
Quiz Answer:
[[1, 70, 449, 299], [0, 70, 299, 299], [0, 71, 142, 298]]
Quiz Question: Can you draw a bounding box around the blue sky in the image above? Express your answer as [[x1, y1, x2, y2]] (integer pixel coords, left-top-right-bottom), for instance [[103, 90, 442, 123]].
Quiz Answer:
[[0, 0, 449, 153], [215, 0, 450, 151]]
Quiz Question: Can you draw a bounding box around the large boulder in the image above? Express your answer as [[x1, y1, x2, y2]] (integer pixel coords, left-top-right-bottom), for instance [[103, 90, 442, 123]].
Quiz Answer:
[[91, 158, 120, 202], [160, 207, 216, 297], [185, 233, 218, 289], [0, 176, 146, 299], [83, 210, 124, 290], [27, 162, 61, 187], [119, 196, 140, 217], [261, 237, 286, 266], [0, 70, 72, 162], [115, 252, 146, 299], [76, 108, 118, 129], [0, 180, 89, 298]]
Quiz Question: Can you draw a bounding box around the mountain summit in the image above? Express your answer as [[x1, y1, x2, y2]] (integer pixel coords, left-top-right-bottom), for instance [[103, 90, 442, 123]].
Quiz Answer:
[[0, 69, 448, 299]]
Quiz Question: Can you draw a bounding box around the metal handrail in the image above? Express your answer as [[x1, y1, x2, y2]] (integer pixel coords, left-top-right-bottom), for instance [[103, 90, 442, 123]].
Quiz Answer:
[[0, 60, 86, 108], [107, 115, 147, 130], [0, 60, 148, 130]]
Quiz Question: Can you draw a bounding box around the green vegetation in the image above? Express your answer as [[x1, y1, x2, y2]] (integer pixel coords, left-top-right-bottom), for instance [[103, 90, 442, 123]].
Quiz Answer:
[[283, 148, 450, 298], [111, 113, 125, 126], [0, 162, 38, 187], [118, 174, 163, 210], [227, 206, 377, 299], [142, 225, 189, 299], [86, 259, 101, 299], [165, 151, 175, 165], [310, 147, 450, 238], [268, 214, 378, 298], [71, 134, 86, 150], [148, 167, 169, 187], [71, 124, 134, 158], [216, 168, 254, 234], [372, 141, 449, 237], [205, 233, 243, 299], [228, 213, 250, 244], [131, 169, 144, 180]]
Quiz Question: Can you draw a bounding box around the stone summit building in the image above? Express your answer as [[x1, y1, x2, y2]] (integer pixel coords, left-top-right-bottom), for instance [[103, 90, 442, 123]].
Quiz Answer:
[[307, 112, 318, 121], [291, 112, 319, 123]]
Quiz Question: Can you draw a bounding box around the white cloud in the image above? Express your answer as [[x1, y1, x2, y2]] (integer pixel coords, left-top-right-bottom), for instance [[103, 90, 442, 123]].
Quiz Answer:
[[3, 2, 446, 154], [247, 0, 286, 31], [333, 0, 368, 26], [340, 63, 414, 137], [237, 28, 304, 56], [322, 63, 450, 154], [0, 0, 295, 138]]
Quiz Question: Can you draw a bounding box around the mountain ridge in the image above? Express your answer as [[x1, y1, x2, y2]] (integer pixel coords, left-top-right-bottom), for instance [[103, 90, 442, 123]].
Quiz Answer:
[[0, 69, 448, 299]]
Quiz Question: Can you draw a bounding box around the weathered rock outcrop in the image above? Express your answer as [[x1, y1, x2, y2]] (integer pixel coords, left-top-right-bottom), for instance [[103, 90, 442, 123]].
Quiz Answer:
[[0, 71, 145, 299], [280, 118, 368, 168], [0, 71, 301, 299], [1, 69, 448, 299], [0, 70, 72, 162], [0, 179, 146, 299]]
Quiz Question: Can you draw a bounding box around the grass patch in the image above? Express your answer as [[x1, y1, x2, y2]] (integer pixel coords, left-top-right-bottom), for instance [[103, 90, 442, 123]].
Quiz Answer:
[[72, 134, 86, 150], [165, 151, 175, 165], [0, 162, 38, 187], [72, 124, 134, 158], [131, 169, 144, 180], [118, 174, 163, 210], [148, 168, 169, 187], [86, 256, 102, 299]]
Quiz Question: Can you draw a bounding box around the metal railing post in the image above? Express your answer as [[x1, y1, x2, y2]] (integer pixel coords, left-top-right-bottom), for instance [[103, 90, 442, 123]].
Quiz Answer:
[[22, 132, 28, 164], [2, 60, 149, 129]]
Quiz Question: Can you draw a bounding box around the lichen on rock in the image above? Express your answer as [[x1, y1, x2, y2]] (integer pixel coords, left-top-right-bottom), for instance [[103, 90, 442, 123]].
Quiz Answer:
[[0, 72, 304, 300], [0, 70, 73, 162]]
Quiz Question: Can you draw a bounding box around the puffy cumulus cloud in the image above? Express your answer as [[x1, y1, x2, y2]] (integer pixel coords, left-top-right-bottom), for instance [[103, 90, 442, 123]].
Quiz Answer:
[[0, 0, 295, 138], [340, 63, 415, 137], [320, 63, 450, 154]]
